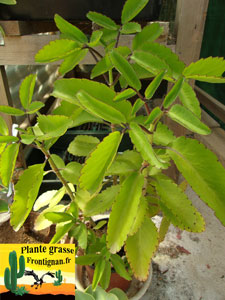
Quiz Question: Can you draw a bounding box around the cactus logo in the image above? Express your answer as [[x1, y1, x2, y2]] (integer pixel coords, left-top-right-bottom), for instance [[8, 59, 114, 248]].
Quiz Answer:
[[0, 244, 75, 299]]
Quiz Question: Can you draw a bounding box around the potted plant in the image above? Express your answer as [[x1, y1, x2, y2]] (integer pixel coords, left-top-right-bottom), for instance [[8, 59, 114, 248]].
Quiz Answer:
[[0, 0, 225, 298]]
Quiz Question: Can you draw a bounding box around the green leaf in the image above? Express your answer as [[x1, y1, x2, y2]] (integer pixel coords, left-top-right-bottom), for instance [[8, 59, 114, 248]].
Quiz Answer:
[[88, 30, 103, 47], [50, 221, 74, 244], [0, 0, 16, 4], [100, 260, 111, 290], [87, 286, 117, 300], [163, 77, 184, 108], [109, 288, 128, 300], [145, 70, 166, 99], [137, 42, 186, 79], [0, 25, 5, 37], [33, 187, 66, 211], [121, 0, 149, 24], [53, 101, 103, 127], [133, 23, 163, 50], [155, 175, 205, 232], [153, 122, 175, 146], [0, 136, 18, 143], [10, 164, 44, 231], [144, 107, 163, 126], [125, 218, 158, 281], [179, 82, 201, 118], [131, 51, 168, 76], [19, 74, 36, 109], [59, 49, 88, 76], [107, 150, 142, 175], [131, 98, 144, 116], [67, 201, 78, 219], [99, 28, 118, 46], [168, 137, 225, 226], [0, 143, 19, 187], [69, 223, 88, 249], [34, 205, 66, 231], [68, 135, 100, 157], [168, 104, 211, 135], [91, 55, 112, 79], [184, 75, 225, 83], [79, 131, 122, 194], [87, 11, 118, 31], [52, 78, 115, 107], [44, 212, 74, 223], [132, 63, 155, 79], [107, 172, 144, 253], [51, 154, 65, 170], [35, 39, 80, 63], [92, 259, 106, 291], [113, 89, 136, 102], [75, 254, 99, 266], [77, 90, 126, 124], [158, 216, 170, 242], [129, 122, 165, 168], [110, 49, 141, 91], [54, 14, 88, 44], [128, 196, 148, 236], [110, 254, 132, 281], [61, 162, 82, 184], [80, 185, 120, 216], [0, 116, 8, 135], [0, 200, 8, 212], [76, 291, 95, 300], [93, 220, 107, 230], [53, 78, 132, 123], [183, 57, 225, 80], [120, 22, 141, 34], [0, 106, 24, 116], [37, 115, 72, 140], [27, 101, 44, 114], [0, 143, 6, 155]]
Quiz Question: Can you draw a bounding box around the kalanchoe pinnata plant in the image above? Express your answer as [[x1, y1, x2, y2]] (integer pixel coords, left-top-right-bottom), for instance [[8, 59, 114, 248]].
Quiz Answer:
[[0, 0, 225, 292]]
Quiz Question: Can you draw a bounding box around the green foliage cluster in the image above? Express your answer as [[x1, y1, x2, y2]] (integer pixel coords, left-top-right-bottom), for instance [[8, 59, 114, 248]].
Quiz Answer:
[[76, 285, 128, 300], [0, 0, 225, 294]]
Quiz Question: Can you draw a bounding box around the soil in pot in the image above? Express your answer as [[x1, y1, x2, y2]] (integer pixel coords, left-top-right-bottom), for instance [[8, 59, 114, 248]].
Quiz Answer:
[[0, 212, 55, 244]]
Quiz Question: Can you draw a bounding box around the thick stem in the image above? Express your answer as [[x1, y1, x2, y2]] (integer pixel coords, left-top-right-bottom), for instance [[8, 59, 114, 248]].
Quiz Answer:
[[37, 143, 75, 202]]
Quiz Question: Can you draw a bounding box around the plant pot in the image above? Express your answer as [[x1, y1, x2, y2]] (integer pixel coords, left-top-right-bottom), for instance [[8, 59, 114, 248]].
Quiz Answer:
[[75, 263, 153, 300], [85, 265, 131, 292]]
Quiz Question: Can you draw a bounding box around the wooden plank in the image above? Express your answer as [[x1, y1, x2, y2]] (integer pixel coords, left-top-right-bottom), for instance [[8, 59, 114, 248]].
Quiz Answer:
[[0, 66, 13, 133], [0, 21, 33, 36], [0, 35, 58, 65], [195, 86, 225, 124], [175, 0, 209, 66]]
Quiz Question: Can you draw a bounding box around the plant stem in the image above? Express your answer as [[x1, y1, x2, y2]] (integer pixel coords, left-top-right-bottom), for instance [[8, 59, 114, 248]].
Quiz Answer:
[[37, 142, 75, 202], [109, 69, 114, 88], [115, 31, 121, 48], [134, 89, 151, 115]]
